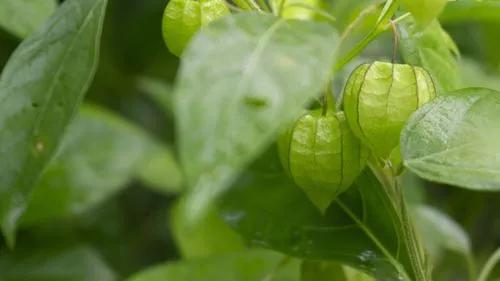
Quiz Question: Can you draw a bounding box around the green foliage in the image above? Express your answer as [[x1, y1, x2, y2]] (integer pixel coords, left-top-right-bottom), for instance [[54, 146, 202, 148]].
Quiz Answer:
[[220, 149, 428, 280], [127, 250, 300, 281], [398, 18, 461, 92], [0, 246, 116, 281], [414, 205, 472, 264], [21, 104, 182, 226], [401, 0, 448, 27], [301, 261, 374, 281], [1, 0, 500, 280], [0, 0, 108, 247], [170, 199, 245, 258], [175, 14, 339, 222], [0, 0, 57, 38], [402, 88, 500, 191]]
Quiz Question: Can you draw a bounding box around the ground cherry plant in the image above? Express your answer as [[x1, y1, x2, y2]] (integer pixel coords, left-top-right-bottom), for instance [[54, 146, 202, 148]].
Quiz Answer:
[[0, 0, 499, 281]]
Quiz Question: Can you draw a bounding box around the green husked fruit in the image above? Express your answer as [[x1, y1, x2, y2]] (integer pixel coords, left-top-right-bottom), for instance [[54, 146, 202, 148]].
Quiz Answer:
[[278, 110, 368, 213], [162, 0, 229, 56], [343, 61, 436, 159], [272, 0, 320, 20]]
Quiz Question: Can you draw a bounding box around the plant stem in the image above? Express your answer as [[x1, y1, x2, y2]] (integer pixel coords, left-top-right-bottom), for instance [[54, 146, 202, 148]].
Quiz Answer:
[[369, 158, 431, 281], [466, 253, 477, 281], [390, 20, 399, 64], [333, 0, 402, 73], [477, 247, 500, 281]]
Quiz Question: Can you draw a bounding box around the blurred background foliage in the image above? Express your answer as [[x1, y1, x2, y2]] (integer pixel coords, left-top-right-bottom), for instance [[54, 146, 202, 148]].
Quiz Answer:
[[0, 0, 499, 280]]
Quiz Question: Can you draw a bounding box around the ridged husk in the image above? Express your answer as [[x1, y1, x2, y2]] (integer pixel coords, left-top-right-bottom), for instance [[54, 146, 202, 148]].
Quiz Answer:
[[343, 61, 436, 159], [162, 0, 229, 56], [278, 109, 368, 212]]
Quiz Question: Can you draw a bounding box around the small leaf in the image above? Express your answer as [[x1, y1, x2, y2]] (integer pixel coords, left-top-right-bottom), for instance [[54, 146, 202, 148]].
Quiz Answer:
[[175, 14, 339, 221], [414, 205, 471, 262], [127, 250, 300, 281], [401, 0, 448, 27], [0, 0, 108, 246], [399, 17, 461, 92], [21, 104, 181, 226], [0, 246, 116, 281], [401, 88, 500, 190], [0, 0, 57, 38]]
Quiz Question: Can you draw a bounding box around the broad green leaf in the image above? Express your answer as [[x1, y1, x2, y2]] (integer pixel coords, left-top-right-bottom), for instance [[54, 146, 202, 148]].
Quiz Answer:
[[170, 199, 245, 259], [441, 1, 500, 24], [398, 17, 461, 92], [219, 148, 427, 281], [127, 250, 300, 281], [401, 0, 448, 27], [414, 205, 471, 263], [20, 104, 182, 226], [0, 0, 108, 246], [401, 88, 500, 190], [301, 261, 375, 281], [0, 0, 57, 38], [0, 245, 116, 281], [301, 261, 348, 281], [175, 14, 338, 221]]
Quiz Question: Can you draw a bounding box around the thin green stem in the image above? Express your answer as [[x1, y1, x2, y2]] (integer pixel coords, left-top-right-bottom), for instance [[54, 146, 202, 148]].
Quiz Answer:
[[466, 253, 477, 281], [336, 199, 413, 281], [322, 80, 335, 115], [277, 0, 287, 17], [369, 158, 431, 281], [333, 0, 401, 73], [244, 0, 263, 11], [478, 247, 500, 281], [256, 0, 272, 12], [390, 20, 399, 64]]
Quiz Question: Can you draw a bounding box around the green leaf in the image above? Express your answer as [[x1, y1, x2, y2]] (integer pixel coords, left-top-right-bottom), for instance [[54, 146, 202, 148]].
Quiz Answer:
[[170, 199, 245, 259], [398, 17, 461, 92], [401, 0, 447, 27], [401, 88, 500, 191], [127, 250, 300, 281], [219, 148, 424, 281], [301, 261, 375, 281], [301, 261, 348, 281], [20, 104, 182, 226], [0, 245, 116, 281], [0, 0, 108, 246], [0, 0, 57, 38], [414, 205, 471, 263], [460, 58, 500, 92], [175, 14, 339, 221], [136, 142, 184, 195]]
